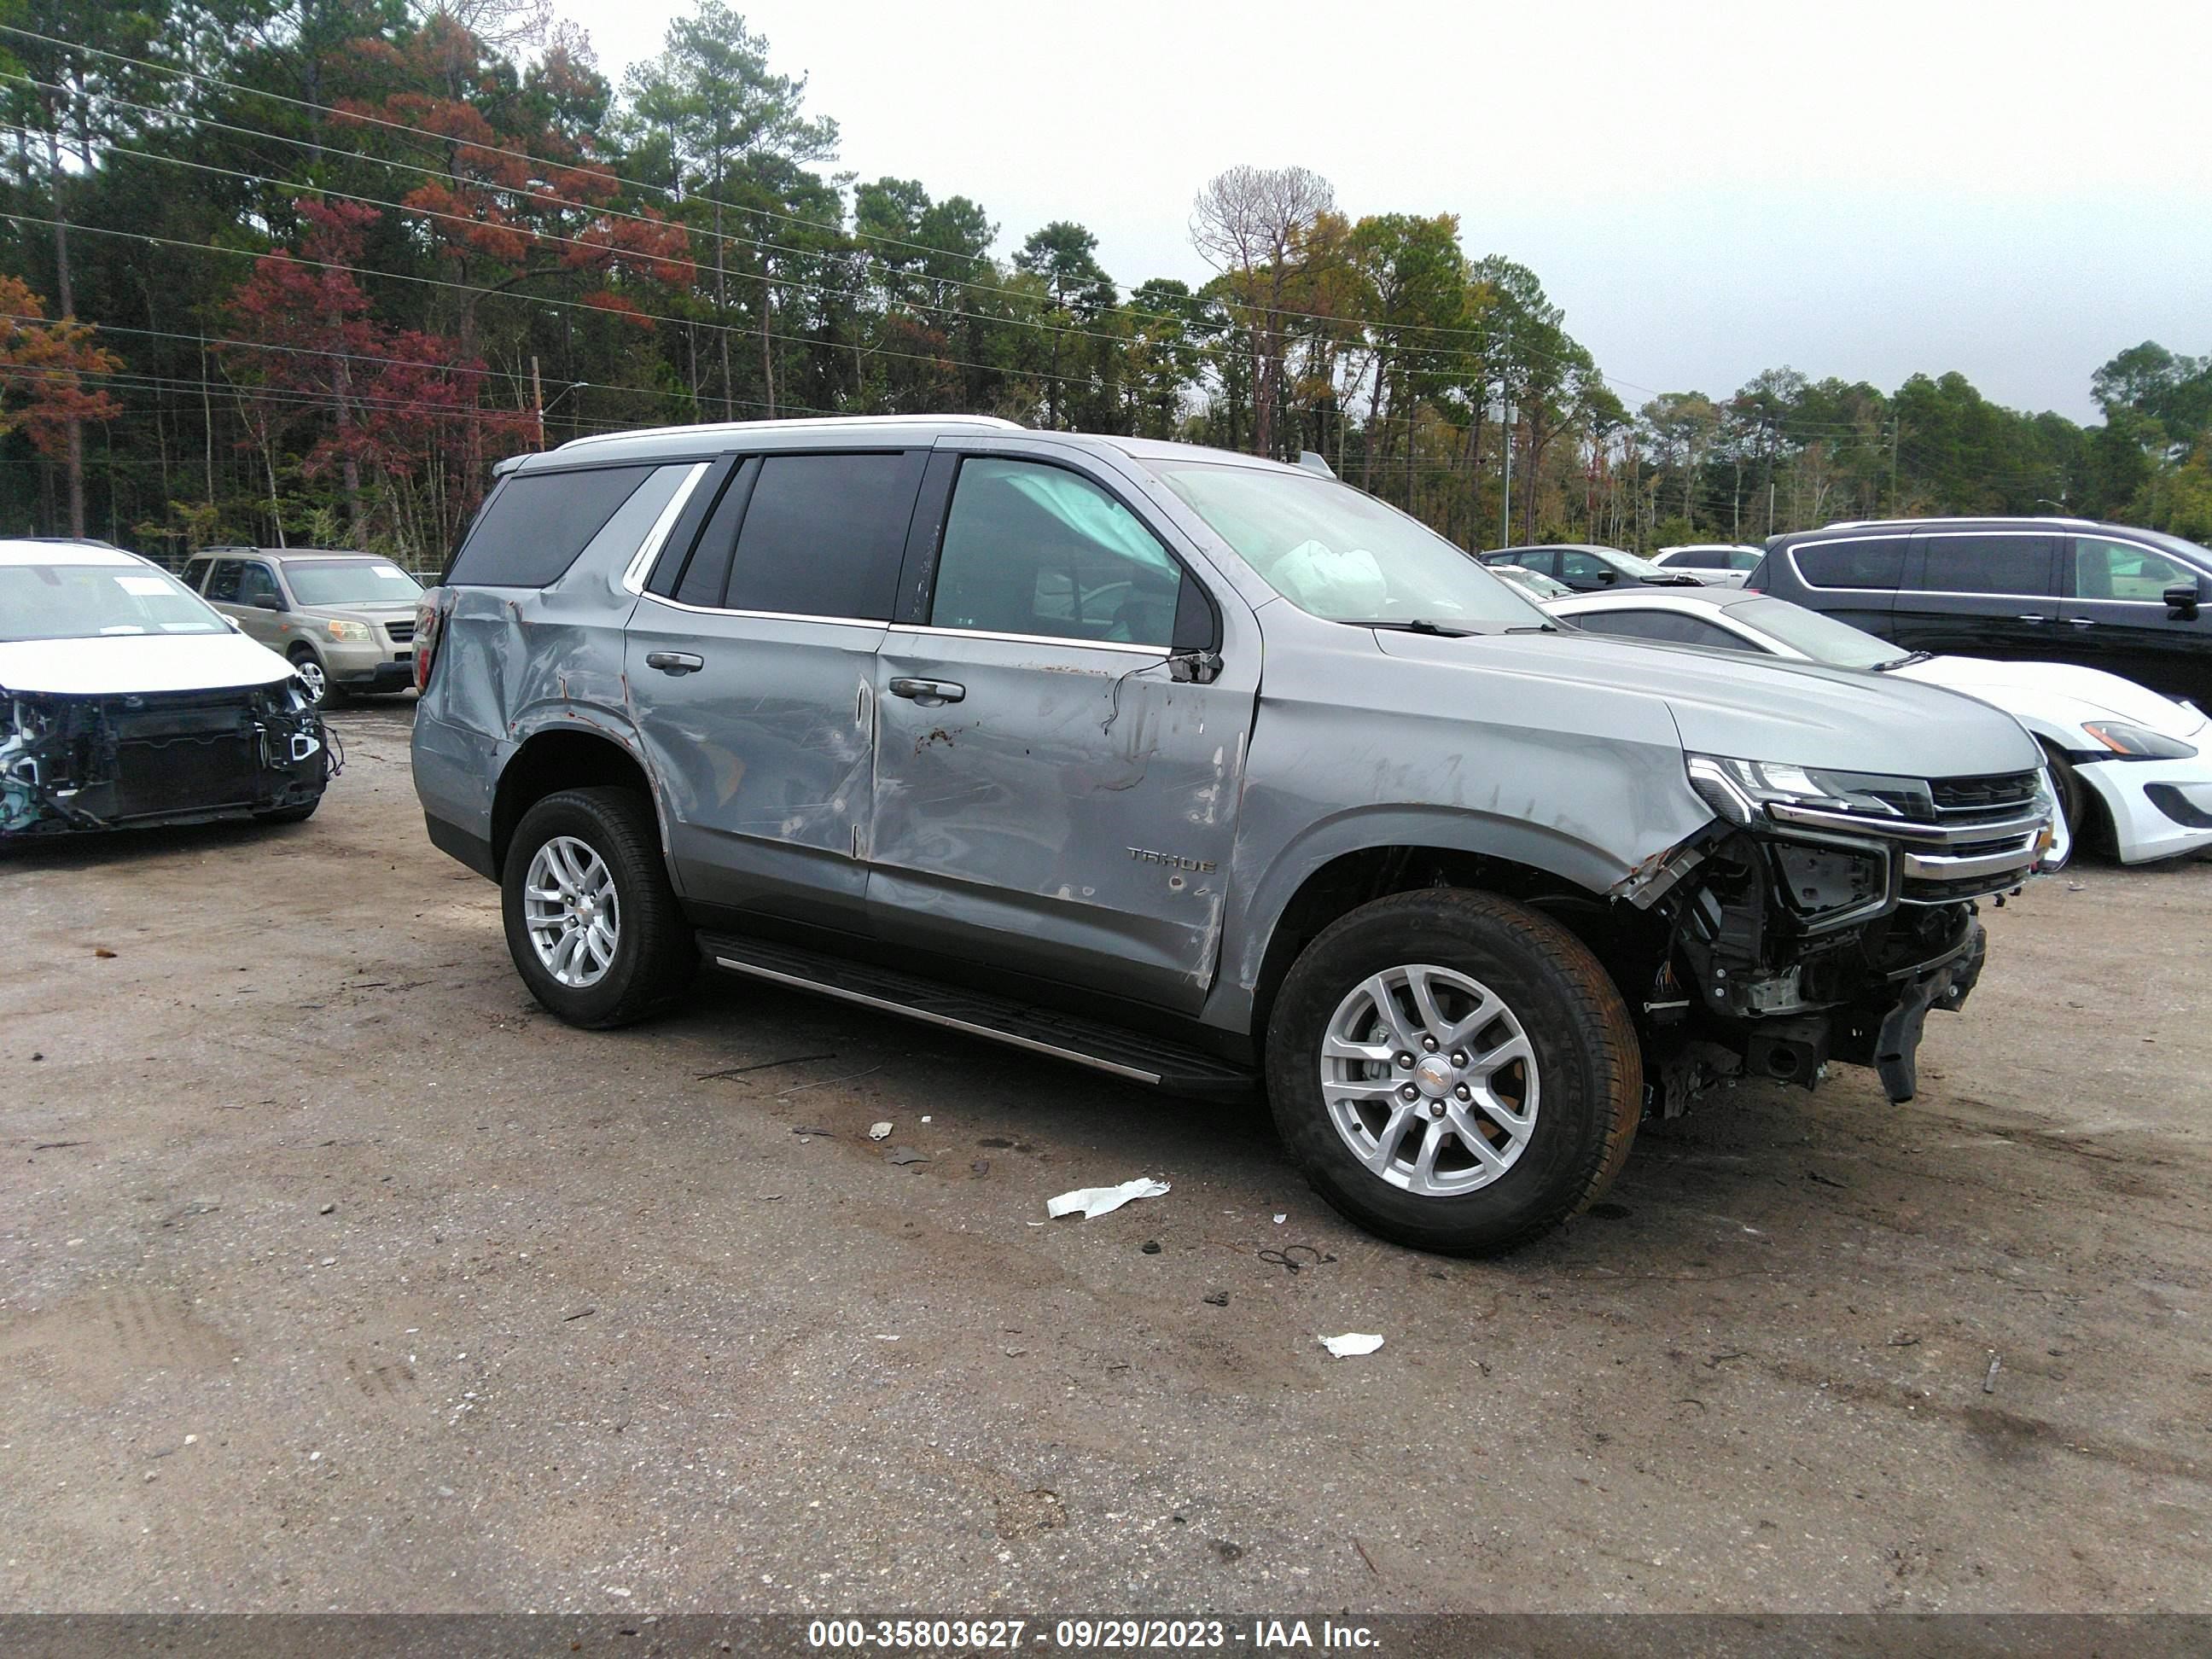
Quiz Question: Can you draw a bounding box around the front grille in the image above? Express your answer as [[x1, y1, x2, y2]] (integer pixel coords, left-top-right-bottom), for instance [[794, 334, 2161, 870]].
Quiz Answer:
[[385, 620, 416, 643], [1930, 769, 2040, 823]]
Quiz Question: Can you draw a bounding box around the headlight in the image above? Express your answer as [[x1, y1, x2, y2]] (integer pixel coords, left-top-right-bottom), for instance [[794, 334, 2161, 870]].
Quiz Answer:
[[324, 620, 373, 643], [2081, 720, 2197, 760], [1685, 753, 1916, 827]]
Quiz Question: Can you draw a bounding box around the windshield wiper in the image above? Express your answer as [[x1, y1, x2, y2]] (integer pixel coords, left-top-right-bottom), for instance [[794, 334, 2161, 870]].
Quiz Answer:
[[1875, 651, 1935, 672], [1503, 623, 1557, 633], [1371, 618, 1475, 637]]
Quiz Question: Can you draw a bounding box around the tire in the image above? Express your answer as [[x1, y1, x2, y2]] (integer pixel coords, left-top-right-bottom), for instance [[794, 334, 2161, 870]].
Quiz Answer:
[[1264, 888, 1643, 1256], [287, 645, 339, 707], [501, 786, 694, 1028], [2039, 742, 2085, 868]]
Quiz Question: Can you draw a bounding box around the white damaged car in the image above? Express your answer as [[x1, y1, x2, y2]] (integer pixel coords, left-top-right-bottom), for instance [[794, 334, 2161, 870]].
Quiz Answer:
[[2, 539, 333, 839], [1550, 585, 2212, 865]]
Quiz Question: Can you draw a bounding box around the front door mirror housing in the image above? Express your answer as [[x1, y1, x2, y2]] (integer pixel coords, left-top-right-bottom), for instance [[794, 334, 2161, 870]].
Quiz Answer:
[[2163, 581, 2202, 620], [251, 593, 283, 612]]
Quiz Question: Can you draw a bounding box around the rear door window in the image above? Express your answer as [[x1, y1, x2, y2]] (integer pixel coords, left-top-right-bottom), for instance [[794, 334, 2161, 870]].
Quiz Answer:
[[203, 558, 244, 602], [1916, 533, 2055, 597], [1793, 537, 1907, 590], [1667, 549, 1722, 569], [720, 451, 925, 620], [446, 464, 658, 587]]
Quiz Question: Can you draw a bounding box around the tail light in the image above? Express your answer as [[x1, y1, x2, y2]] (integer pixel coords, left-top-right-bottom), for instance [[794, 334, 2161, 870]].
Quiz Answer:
[[413, 590, 448, 693]]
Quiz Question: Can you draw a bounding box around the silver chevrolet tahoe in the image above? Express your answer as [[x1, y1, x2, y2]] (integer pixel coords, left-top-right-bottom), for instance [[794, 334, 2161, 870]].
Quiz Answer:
[[410, 416, 2054, 1254]]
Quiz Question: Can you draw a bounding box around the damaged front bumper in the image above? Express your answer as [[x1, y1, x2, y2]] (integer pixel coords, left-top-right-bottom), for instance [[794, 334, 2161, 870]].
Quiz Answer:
[[1, 679, 334, 837], [1632, 763, 2051, 1111]]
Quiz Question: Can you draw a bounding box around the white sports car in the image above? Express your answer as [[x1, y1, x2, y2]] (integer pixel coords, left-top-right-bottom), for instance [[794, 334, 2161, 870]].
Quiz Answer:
[[2, 538, 332, 838], [1549, 586, 2212, 865]]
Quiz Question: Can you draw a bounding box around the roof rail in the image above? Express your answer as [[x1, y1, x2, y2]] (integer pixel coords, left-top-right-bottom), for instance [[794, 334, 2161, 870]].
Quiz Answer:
[[554, 413, 1027, 451], [1819, 515, 2097, 531]]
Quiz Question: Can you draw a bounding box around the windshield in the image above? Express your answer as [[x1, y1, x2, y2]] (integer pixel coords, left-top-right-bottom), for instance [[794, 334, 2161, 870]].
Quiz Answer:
[[1601, 548, 1676, 579], [0, 562, 229, 643], [1732, 596, 1906, 669], [282, 558, 424, 607], [1149, 463, 1550, 630], [1493, 564, 1572, 599]]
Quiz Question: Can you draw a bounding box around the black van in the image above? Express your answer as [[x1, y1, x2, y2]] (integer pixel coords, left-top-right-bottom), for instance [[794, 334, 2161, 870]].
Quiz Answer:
[[1747, 517, 2212, 709]]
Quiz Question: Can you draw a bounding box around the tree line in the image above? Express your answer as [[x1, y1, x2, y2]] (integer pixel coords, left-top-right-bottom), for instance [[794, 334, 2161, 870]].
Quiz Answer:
[[3, 0, 2208, 571]]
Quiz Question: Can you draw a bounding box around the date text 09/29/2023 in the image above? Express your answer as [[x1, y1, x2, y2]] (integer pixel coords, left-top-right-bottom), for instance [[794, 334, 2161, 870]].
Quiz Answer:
[[805, 1619, 1381, 1651]]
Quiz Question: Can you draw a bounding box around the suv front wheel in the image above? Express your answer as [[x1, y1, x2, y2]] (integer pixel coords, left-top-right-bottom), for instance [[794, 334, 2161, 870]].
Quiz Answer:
[[501, 787, 694, 1027], [1265, 889, 1642, 1255]]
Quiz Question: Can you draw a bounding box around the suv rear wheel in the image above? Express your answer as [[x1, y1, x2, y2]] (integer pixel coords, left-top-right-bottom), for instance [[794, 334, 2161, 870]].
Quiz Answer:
[[1265, 889, 1642, 1255], [501, 787, 694, 1027]]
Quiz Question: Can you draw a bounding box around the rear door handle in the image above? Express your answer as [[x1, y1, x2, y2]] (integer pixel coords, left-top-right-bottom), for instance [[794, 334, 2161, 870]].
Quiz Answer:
[[644, 650, 704, 675], [889, 677, 965, 704], [2064, 617, 2096, 627], [2016, 614, 2047, 624]]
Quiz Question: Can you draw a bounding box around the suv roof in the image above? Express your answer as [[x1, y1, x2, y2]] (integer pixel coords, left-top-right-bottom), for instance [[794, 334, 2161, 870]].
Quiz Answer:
[[189, 547, 375, 561], [511, 416, 1314, 481], [1792, 515, 2099, 536]]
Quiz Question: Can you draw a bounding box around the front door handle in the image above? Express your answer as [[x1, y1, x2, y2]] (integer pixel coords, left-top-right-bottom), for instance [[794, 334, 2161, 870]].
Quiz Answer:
[[2064, 617, 2096, 627], [645, 650, 704, 675], [889, 677, 965, 704], [2016, 614, 2047, 624]]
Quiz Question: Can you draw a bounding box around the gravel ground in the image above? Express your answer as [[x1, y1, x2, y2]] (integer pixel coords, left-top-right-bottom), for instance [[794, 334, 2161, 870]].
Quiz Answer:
[[3, 702, 2209, 1615]]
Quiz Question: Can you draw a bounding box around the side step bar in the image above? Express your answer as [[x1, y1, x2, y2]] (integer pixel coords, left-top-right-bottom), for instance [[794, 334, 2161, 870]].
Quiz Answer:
[[698, 933, 1256, 1099]]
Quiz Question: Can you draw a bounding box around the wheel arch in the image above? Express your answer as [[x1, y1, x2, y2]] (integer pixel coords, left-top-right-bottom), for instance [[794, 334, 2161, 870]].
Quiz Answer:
[[1217, 809, 1649, 1039], [492, 724, 667, 876]]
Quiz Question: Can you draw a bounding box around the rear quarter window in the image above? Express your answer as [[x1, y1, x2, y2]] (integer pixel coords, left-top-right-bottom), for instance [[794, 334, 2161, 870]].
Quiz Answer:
[[445, 464, 658, 587], [1793, 538, 1907, 591]]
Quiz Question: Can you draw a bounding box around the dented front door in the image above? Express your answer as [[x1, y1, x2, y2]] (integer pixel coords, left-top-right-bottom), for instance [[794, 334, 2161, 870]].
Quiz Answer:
[[868, 633, 1251, 1012], [865, 449, 1254, 1014]]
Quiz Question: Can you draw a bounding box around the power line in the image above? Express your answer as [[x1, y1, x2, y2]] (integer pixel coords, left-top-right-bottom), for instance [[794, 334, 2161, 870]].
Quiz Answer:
[[0, 22, 1664, 389]]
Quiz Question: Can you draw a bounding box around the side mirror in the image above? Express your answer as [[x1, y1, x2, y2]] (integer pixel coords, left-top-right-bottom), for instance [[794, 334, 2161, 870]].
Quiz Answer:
[[251, 593, 283, 611], [2164, 581, 2202, 620], [1597, 569, 1619, 585]]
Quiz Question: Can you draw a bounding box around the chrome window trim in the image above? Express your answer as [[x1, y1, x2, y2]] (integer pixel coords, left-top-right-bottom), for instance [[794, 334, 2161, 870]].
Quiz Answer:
[[632, 591, 892, 630], [890, 623, 1169, 658], [619, 463, 711, 596]]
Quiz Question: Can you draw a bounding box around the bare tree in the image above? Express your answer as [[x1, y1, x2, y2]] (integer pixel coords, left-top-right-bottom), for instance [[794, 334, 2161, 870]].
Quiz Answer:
[[1190, 165, 1335, 458]]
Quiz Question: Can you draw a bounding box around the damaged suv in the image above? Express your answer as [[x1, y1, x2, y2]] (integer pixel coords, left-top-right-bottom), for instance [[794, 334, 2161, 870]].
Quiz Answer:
[[412, 419, 2052, 1254], [2, 539, 330, 838]]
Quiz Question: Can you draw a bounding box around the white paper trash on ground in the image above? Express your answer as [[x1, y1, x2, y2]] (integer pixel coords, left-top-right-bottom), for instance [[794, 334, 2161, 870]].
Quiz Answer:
[[1045, 1178, 1170, 1220], [867, 1121, 894, 1141], [1318, 1332, 1384, 1359]]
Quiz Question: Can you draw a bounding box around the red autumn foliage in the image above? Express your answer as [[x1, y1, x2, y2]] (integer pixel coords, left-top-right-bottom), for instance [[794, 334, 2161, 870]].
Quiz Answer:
[[0, 275, 125, 457]]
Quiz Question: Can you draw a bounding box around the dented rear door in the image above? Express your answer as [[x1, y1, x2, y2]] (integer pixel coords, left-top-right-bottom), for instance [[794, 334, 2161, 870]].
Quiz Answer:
[[865, 445, 1256, 1014], [624, 448, 925, 931]]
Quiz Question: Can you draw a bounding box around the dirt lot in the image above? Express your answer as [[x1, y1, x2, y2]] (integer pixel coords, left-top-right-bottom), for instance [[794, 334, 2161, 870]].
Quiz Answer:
[[3, 701, 2210, 1615]]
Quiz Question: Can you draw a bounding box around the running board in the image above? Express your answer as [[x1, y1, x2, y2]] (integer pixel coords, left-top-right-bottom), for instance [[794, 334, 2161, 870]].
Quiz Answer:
[[698, 933, 1255, 1098]]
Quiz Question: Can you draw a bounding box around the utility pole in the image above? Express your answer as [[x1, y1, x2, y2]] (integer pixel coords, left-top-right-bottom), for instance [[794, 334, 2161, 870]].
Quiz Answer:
[[533, 354, 546, 447], [1888, 419, 1901, 515], [1767, 480, 1776, 537], [1499, 323, 1512, 549]]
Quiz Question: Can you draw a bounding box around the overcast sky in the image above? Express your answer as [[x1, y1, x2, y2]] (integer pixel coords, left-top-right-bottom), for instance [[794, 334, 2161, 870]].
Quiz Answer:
[[559, 0, 2209, 422]]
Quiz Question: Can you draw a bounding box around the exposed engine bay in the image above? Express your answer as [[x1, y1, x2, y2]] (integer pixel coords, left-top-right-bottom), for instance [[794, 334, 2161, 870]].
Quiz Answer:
[[0, 678, 335, 837], [1625, 765, 2052, 1113]]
